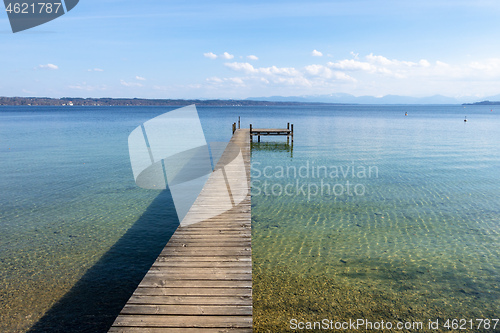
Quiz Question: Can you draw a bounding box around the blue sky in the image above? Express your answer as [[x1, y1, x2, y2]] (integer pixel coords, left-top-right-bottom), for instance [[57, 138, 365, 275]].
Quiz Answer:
[[1, 0, 500, 99]]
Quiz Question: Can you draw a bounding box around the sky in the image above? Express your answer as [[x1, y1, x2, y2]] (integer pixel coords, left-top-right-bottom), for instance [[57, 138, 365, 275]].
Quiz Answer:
[[1, 0, 500, 100]]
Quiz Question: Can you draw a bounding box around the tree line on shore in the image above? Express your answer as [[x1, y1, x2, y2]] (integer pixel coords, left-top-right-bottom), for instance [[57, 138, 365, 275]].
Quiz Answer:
[[0, 97, 337, 107]]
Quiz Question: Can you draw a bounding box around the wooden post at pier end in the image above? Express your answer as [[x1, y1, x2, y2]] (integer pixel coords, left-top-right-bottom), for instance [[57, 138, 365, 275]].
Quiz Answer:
[[287, 123, 290, 145]]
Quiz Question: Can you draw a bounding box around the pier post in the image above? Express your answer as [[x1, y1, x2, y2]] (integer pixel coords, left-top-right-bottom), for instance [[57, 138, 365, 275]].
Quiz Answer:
[[287, 123, 291, 145], [238, 116, 241, 129], [250, 124, 253, 142], [291, 124, 294, 143]]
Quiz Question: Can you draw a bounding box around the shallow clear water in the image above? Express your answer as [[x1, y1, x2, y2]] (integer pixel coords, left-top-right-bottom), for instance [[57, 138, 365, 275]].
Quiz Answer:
[[0, 105, 499, 332], [0, 107, 176, 332], [250, 105, 500, 332]]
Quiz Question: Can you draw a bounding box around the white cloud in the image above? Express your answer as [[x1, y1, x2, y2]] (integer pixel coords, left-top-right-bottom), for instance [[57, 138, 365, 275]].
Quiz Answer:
[[328, 59, 374, 72], [305, 64, 332, 77], [221, 61, 355, 91], [247, 55, 259, 61], [225, 62, 303, 77], [120, 80, 143, 87], [334, 71, 357, 81], [259, 65, 301, 76], [87, 68, 104, 72], [229, 77, 245, 85], [221, 52, 235, 59], [202, 53, 500, 99], [224, 62, 308, 87], [207, 77, 224, 84], [305, 64, 356, 81], [207, 76, 245, 87], [204, 52, 238, 60], [419, 60, 431, 67], [469, 58, 500, 72], [365, 53, 430, 68], [37, 64, 58, 70], [311, 50, 323, 57], [326, 53, 433, 79], [366, 53, 394, 66], [435, 61, 450, 68], [204, 52, 218, 59], [135, 76, 146, 81], [225, 62, 257, 74]]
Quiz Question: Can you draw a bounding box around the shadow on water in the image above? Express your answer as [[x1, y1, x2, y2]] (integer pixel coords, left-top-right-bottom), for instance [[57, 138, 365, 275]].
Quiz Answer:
[[28, 189, 179, 333]]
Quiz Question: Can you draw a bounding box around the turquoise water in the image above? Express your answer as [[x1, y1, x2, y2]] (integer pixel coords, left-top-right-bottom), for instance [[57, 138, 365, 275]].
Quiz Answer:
[[249, 105, 500, 332], [0, 105, 499, 332]]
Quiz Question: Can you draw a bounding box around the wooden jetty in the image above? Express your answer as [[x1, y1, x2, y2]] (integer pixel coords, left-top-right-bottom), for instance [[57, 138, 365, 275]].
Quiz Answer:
[[109, 129, 252, 332], [249, 123, 293, 143], [232, 118, 293, 144]]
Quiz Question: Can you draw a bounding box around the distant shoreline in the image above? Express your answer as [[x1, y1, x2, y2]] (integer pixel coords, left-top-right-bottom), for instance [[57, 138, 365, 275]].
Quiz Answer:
[[0, 97, 351, 107], [1, 96, 498, 106], [462, 100, 500, 105]]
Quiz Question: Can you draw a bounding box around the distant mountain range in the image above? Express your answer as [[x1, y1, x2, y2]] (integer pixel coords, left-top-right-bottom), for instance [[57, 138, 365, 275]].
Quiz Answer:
[[247, 93, 500, 105]]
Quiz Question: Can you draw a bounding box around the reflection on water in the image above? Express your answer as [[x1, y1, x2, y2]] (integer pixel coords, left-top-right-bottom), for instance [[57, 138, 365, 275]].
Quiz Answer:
[[252, 142, 293, 157]]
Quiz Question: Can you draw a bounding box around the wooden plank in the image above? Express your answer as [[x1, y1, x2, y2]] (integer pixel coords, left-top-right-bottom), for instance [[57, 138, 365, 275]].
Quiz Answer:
[[138, 278, 252, 288], [170, 228, 251, 233], [109, 328, 252, 333], [110, 129, 252, 332], [167, 240, 250, 244], [119, 304, 252, 315], [176, 224, 250, 228], [166, 240, 252, 245], [170, 230, 251, 235], [147, 267, 251, 275], [162, 245, 249, 250], [158, 255, 252, 262], [153, 261, 252, 268], [133, 287, 251, 297], [112, 315, 252, 328], [170, 228, 250, 233], [165, 234, 250, 239], [167, 233, 252, 239], [251, 128, 290, 132], [127, 296, 252, 306], [144, 272, 252, 278], [171, 222, 251, 228], [160, 249, 250, 257]]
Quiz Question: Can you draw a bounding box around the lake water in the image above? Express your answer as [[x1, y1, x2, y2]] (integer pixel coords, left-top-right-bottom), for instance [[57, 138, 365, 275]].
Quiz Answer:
[[0, 105, 499, 332]]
